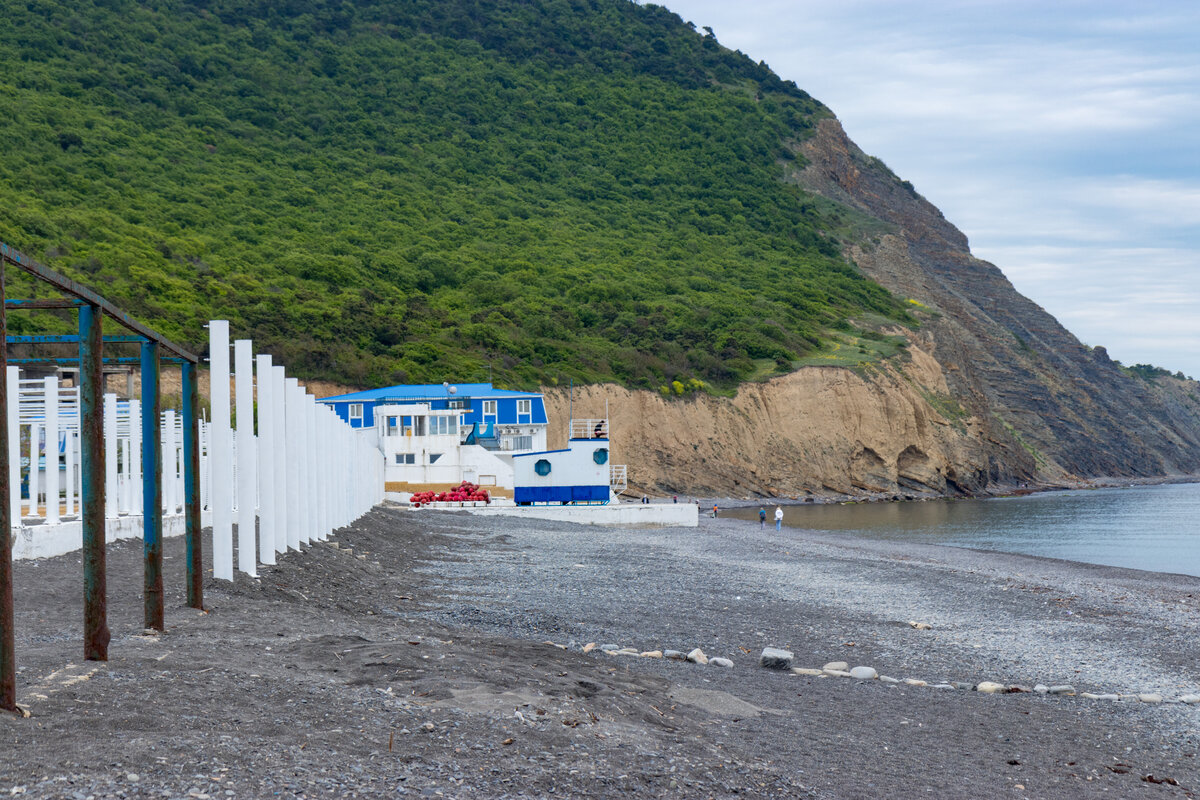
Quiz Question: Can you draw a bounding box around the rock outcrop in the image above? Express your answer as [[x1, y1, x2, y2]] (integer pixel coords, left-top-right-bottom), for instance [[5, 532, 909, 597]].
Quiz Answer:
[[543, 118, 1200, 498]]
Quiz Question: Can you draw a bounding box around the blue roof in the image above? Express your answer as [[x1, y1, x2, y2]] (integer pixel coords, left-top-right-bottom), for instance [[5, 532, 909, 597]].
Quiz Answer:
[[320, 382, 542, 403]]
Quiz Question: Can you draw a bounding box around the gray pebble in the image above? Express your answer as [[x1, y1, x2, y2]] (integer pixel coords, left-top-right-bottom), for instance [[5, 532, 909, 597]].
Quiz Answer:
[[759, 647, 794, 670]]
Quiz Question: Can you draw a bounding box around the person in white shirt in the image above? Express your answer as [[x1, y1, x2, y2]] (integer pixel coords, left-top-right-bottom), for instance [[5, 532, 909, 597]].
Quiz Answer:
[[774, 506, 783, 531]]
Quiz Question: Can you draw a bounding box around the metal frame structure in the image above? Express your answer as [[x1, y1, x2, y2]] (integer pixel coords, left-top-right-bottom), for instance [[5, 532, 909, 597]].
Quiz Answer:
[[0, 242, 203, 713]]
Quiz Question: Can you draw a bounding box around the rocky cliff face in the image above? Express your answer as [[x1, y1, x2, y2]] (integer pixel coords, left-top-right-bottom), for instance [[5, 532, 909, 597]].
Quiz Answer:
[[542, 118, 1200, 499]]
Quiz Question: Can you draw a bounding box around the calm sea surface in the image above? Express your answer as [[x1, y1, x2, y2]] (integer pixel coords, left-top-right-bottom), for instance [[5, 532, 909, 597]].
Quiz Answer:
[[727, 482, 1200, 577]]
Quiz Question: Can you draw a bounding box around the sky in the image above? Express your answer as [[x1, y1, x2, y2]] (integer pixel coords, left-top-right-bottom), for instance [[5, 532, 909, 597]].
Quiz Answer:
[[661, 0, 1200, 379]]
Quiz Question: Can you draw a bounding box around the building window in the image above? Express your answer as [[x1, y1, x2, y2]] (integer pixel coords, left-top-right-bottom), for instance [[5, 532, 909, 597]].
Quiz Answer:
[[429, 453, 442, 464], [448, 399, 465, 409], [511, 435, 532, 451], [517, 399, 531, 415], [395, 453, 415, 465], [534, 459, 551, 476], [348, 403, 363, 423], [482, 400, 497, 416], [593, 448, 609, 465]]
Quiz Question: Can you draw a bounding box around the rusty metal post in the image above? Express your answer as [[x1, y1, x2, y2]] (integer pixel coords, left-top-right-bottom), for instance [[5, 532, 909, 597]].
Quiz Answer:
[[79, 304, 108, 661], [182, 360, 202, 609], [141, 340, 163, 631], [0, 259, 15, 711]]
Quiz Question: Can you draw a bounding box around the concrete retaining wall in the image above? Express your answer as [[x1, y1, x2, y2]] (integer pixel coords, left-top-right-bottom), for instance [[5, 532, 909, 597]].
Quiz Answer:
[[461, 503, 698, 528]]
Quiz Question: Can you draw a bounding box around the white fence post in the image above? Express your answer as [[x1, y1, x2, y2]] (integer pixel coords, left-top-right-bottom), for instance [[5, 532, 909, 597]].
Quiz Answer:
[[27, 415, 38, 520], [163, 409, 178, 514], [210, 320, 234, 581], [43, 377, 59, 524], [104, 393, 117, 519], [234, 339, 257, 576], [8, 319, 384, 561], [129, 399, 141, 517], [7, 368, 19, 524]]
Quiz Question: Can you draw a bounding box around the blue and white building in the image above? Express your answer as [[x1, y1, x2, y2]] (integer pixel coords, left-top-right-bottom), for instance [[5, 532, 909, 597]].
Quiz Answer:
[[319, 383, 549, 494], [512, 418, 621, 505], [320, 383, 628, 505], [322, 383, 546, 441]]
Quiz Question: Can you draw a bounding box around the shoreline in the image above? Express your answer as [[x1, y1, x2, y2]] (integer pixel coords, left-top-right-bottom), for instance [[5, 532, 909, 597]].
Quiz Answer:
[[4, 506, 1200, 797], [689, 471, 1200, 511]]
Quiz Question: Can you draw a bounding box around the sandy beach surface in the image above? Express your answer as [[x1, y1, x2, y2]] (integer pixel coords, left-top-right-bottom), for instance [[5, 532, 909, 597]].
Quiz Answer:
[[3, 504, 1199, 798]]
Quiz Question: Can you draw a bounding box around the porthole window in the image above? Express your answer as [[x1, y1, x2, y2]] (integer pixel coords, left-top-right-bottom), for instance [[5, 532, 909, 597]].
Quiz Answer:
[[534, 459, 552, 476], [593, 448, 609, 465]]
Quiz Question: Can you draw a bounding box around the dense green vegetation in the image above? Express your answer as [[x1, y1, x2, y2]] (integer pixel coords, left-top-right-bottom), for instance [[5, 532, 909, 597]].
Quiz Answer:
[[0, 0, 912, 390], [1125, 364, 1194, 383]]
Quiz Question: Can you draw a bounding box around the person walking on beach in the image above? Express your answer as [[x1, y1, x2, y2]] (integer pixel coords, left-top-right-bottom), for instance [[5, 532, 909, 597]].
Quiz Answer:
[[758, 507, 767, 528], [774, 505, 783, 531], [712, 504, 719, 518]]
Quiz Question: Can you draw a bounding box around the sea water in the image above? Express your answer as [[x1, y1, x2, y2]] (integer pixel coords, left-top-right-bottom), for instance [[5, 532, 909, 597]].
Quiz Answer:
[[729, 482, 1200, 577]]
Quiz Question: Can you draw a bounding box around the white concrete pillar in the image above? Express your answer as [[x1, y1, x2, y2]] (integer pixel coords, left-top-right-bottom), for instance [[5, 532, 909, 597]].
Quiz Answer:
[[310, 399, 325, 541], [234, 339, 257, 576], [302, 391, 317, 544], [322, 408, 334, 536], [255, 354, 275, 565], [284, 377, 302, 550], [209, 320, 234, 581], [272, 365, 288, 554]]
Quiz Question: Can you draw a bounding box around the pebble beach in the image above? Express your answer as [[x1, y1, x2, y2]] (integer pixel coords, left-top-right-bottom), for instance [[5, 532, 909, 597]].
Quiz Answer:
[[3, 504, 1198, 798]]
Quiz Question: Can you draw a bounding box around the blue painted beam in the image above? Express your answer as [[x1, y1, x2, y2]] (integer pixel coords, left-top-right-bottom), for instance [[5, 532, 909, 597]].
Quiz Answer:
[[7, 335, 146, 344], [141, 340, 163, 631]]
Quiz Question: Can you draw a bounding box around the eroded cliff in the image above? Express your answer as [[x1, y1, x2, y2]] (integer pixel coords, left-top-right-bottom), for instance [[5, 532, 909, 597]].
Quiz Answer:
[[542, 118, 1200, 498]]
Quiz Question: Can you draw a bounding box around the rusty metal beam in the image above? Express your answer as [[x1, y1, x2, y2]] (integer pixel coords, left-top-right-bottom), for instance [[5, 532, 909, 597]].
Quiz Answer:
[[79, 304, 109, 661], [7, 357, 186, 366], [0, 260, 15, 712], [141, 341, 163, 631], [182, 361, 203, 609], [1, 244, 198, 363]]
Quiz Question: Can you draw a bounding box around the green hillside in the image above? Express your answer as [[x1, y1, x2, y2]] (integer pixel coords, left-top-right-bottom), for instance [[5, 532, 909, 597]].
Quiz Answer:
[[0, 0, 910, 390]]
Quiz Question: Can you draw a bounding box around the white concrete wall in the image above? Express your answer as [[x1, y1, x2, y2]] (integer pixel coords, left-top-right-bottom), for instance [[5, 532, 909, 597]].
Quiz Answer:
[[459, 502, 698, 528], [513, 438, 609, 490], [13, 511, 215, 561]]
